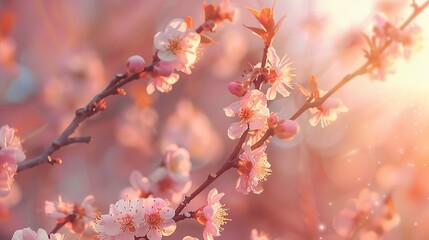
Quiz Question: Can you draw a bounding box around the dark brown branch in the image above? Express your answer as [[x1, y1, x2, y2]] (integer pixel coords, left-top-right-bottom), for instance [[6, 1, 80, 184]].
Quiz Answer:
[[17, 63, 157, 173], [174, 129, 249, 215], [49, 214, 77, 234]]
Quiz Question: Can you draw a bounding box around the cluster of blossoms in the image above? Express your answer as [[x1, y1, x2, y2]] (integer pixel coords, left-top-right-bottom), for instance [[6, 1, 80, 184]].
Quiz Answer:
[[333, 188, 400, 239], [0, 125, 25, 197], [45, 195, 98, 234], [125, 0, 236, 95], [5, 0, 429, 239], [121, 144, 192, 203], [365, 13, 422, 80], [94, 188, 229, 240], [12, 228, 63, 240]]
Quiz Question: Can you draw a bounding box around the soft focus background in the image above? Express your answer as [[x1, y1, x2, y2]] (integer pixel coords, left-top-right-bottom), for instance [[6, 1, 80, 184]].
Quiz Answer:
[[1, 0, 429, 239]]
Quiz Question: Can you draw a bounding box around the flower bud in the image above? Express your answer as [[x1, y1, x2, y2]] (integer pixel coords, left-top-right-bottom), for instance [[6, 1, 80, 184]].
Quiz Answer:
[[227, 81, 246, 97], [267, 113, 278, 128], [127, 55, 146, 73], [274, 120, 299, 140], [154, 61, 174, 77]]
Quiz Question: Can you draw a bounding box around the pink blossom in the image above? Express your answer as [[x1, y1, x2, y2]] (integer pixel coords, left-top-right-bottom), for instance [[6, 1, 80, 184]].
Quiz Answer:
[[309, 92, 348, 128], [149, 145, 192, 203], [161, 99, 223, 164], [145, 70, 179, 95], [250, 229, 270, 240], [45, 195, 97, 234], [195, 188, 229, 240], [266, 47, 294, 100], [154, 18, 201, 74], [149, 167, 192, 204], [12, 228, 63, 240], [236, 144, 271, 194], [162, 144, 191, 179], [183, 237, 199, 240], [127, 55, 146, 73], [94, 198, 146, 240], [0, 125, 25, 197], [0, 151, 18, 197], [224, 90, 270, 139], [333, 188, 400, 239], [139, 198, 177, 240], [274, 119, 299, 140], [227, 81, 246, 97], [121, 170, 151, 199], [0, 125, 26, 162]]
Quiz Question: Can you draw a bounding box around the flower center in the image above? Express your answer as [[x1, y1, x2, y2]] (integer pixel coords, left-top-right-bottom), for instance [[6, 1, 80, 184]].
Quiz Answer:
[[213, 204, 229, 231], [120, 214, 136, 232], [145, 212, 163, 227], [168, 39, 183, 55], [238, 107, 254, 122], [237, 160, 253, 176]]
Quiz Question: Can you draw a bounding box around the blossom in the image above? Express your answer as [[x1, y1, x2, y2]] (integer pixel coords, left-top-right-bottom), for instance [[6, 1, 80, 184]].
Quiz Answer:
[[162, 144, 191, 180], [139, 198, 177, 240], [12, 227, 63, 240], [45, 195, 97, 233], [146, 70, 180, 95], [236, 144, 271, 194], [224, 90, 270, 139], [265, 47, 293, 100], [308, 92, 348, 128], [161, 99, 223, 164], [274, 119, 299, 140], [195, 188, 229, 240], [94, 199, 146, 240], [0, 151, 19, 197], [149, 165, 192, 204], [183, 237, 199, 240], [250, 229, 270, 240], [0, 125, 25, 197], [154, 18, 201, 74], [333, 188, 400, 239], [121, 170, 151, 199], [0, 125, 25, 162]]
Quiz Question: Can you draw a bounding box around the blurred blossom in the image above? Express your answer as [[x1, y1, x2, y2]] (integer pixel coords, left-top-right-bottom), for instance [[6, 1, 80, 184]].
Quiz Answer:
[[0, 37, 17, 78], [116, 105, 158, 153], [45, 195, 97, 234], [212, 28, 248, 78], [250, 228, 270, 240], [121, 170, 151, 199], [12, 228, 63, 240], [161, 99, 222, 164], [300, 13, 327, 39], [149, 145, 192, 203], [0, 125, 25, 197], [41, 48, 106, 112], [195, 188, 229, 240], [375, 0, 409, 16], [333, 188, 400, 239]]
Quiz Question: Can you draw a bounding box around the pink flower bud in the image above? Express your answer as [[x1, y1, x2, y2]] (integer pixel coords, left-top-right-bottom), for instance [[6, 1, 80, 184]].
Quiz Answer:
[[274, 120, 299, 140], [227, 81, 246, 97], [154, 61, 174, 76], [268, 113, 278, 128], [127, 55, 146, 73]]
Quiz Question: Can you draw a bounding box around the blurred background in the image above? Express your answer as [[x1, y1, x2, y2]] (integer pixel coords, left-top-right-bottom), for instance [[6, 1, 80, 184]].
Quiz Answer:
[[1, 0, 429, 239]]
